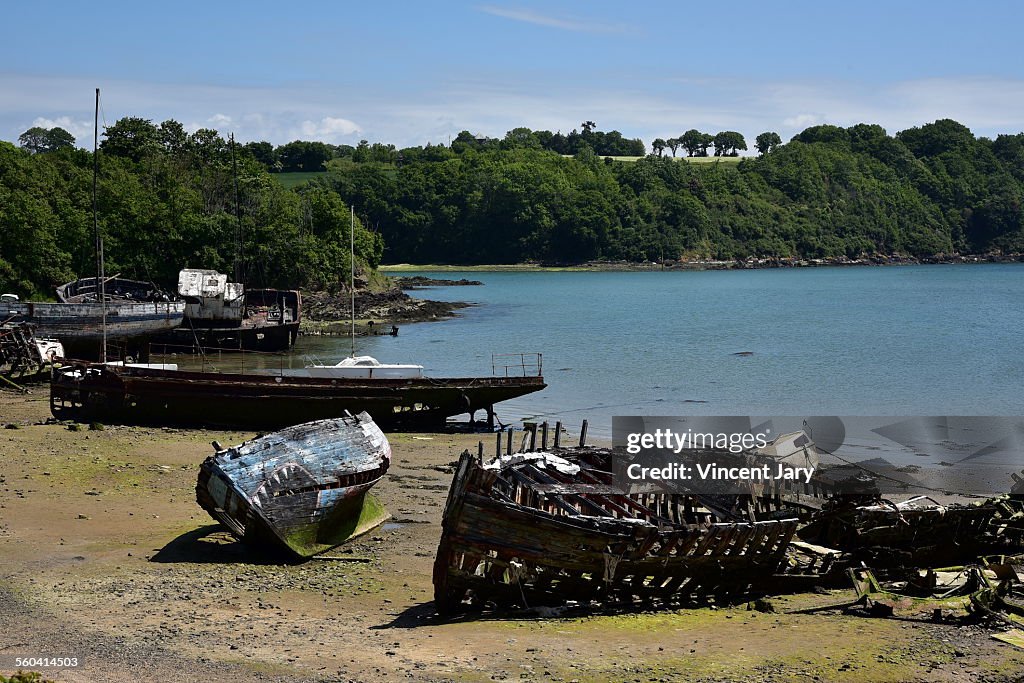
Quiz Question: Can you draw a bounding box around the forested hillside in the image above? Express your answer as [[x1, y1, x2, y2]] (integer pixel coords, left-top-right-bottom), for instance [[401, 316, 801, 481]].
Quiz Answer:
[[1, 118, 1022, 296], [0, 121, 382, 298], [318, 120, 1024, 264]]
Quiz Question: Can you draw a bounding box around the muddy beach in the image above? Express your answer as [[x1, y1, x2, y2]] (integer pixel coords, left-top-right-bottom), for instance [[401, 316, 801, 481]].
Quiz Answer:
[[1, 391, 1023, 682]]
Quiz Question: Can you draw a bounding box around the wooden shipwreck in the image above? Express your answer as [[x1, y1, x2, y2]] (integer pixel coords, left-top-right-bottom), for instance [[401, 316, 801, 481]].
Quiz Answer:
[[0, 296, 184, 360], [433, 425, 1024, 614], [196, 412, 390, 558], [433, 447, 799, 613], [0, 321, 63, 386], [49, 357, 545, 429]]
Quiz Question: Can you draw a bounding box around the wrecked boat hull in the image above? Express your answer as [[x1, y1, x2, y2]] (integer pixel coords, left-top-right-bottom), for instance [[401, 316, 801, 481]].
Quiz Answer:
[[433, 449, 798, 613], [49, 362, 546, 429], [0, 300, 185, 359], [196, 413, 390, 558]]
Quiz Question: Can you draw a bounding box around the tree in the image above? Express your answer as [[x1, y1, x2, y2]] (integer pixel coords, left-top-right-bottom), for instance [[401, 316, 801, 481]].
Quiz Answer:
[[18, 126, 75, 154], [681, 129, 712, 157], [896, 119, 975, 158], [101, 117, 159, 162], [666, 137, 681, 157], [712, 131, 747, 156], [503, 127, 541, 149], [581, 120, 597, 134], [651, 138, 666, 157], [244, 141, 279, 170], [278, 140, 332, 171], [157, 120, 188, 154], [755, 131, 782, 155]]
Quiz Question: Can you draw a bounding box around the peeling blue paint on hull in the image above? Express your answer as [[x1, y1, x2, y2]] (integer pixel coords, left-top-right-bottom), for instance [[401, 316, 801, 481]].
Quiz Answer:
[[196, 413, 391, 559]]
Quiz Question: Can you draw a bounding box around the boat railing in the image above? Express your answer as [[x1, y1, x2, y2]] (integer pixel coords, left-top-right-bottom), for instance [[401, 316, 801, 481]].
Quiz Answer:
[[491, 353, 542, 378], [149, 343, 303, 376]]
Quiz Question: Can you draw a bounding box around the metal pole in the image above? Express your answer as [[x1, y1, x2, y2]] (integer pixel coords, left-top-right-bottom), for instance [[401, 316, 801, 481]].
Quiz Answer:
[[100, 238, 107, 363], [231, 133, 242, 283], [350, 205, 356, 358], [93, 87, 107, 364]]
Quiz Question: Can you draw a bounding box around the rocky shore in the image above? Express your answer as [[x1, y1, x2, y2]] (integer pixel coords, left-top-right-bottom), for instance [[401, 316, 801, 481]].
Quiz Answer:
[[393, 276, 482, 289], [299, 287, 472, 337]]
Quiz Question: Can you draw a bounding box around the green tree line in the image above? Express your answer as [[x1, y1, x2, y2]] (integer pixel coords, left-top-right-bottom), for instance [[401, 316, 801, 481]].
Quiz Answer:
[[306, 119, 1023, 264], [0, 119, 382, 297], [2, 117, 1022, 297]]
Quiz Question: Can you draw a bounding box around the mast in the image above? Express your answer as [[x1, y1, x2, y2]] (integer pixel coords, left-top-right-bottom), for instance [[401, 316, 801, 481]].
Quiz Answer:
[[231, 133, 242, 284], [93, 87, 108, 363], [350, 205, 356, 358]]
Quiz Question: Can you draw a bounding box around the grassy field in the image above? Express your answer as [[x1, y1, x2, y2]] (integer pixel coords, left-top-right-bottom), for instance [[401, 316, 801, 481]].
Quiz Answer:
[[272, 170, 330, 188], [599, 154, 745, 165]]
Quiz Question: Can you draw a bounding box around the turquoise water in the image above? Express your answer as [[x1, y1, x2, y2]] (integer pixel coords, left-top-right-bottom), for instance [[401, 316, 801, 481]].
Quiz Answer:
[[293, 265, 1024, 437]]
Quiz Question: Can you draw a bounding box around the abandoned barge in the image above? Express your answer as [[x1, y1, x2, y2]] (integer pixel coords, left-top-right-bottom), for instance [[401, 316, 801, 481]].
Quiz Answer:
[[49, 355, 545, 429], [196, 413, 390, 558]]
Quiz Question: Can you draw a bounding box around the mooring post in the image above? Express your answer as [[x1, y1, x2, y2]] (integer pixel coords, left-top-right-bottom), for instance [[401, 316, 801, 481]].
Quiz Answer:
[[528, 423, 537, 452], [477, 441, 484, 463], [495, 430, 502, 458], [579, 419, 589, 447], [541, 422, 549, 450], [554, 421, 562, 449], [487, 405, 495, 431], [506, 427, 513, 455]]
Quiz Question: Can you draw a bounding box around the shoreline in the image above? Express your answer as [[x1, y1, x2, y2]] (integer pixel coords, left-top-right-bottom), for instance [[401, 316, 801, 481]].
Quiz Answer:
[[380, 253, 1024, 272]]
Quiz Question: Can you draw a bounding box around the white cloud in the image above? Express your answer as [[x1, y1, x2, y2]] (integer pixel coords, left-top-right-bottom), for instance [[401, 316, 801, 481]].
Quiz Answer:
[[3, 72, 1024, 153], [208, 113, 232, 125], [294, 116, 362, 142], [27, 115, 92, 145], [783, 114, 821, 128], [476, 5, 634, 34]]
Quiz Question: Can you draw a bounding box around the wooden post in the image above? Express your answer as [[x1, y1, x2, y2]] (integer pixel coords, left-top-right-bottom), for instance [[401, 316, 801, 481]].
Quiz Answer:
[[486, 405, 495, 431], [554, 421, 562, 449], [477, 441, 484, 463], [495, 431, 502, 458], [506, 427, 513, 455], [541, 422, 549, 450], [529, 424, 537, 452], [579, 420, 589, 447]]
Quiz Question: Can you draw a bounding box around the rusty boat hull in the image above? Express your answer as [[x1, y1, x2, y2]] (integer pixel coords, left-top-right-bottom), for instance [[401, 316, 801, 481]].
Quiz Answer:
[[196, 413, 390, 558], [50, 362, 546, 429]]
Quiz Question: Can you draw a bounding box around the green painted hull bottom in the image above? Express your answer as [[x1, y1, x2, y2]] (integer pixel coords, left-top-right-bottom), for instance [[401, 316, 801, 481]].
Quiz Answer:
[[277, 493, 390, 558]]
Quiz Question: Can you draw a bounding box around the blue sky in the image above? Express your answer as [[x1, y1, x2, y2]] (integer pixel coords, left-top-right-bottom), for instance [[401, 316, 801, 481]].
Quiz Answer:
[[3, 1, 1023, 151]]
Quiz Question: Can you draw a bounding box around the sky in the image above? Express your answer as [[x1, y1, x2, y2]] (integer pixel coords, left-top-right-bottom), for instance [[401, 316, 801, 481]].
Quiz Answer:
[[2, 0, 1023, 152]]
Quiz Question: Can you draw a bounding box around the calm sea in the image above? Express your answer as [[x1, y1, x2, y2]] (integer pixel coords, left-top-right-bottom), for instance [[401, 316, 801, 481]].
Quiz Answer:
[[276, 265, 1023, 438]]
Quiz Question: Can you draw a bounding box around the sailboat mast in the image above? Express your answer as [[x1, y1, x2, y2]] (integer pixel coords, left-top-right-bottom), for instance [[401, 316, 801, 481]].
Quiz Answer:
[[92, 88, 100, 293], [350, 205, 356, 358], [93, 87, 108, 363], [231, 133, 242, 284]]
